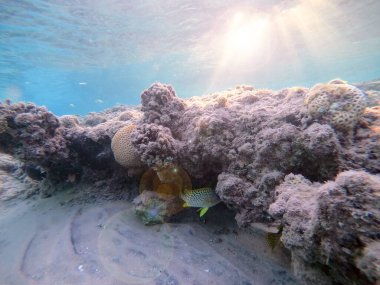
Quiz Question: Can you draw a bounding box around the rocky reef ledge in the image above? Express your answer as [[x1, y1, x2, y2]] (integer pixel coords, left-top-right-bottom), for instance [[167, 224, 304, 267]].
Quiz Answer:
[[0, 79, 379, 285]]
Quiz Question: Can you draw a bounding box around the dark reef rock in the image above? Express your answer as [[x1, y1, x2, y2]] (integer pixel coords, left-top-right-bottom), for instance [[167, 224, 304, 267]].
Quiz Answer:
[[0, 102, 142, 194], [269, 171, 380, 285], [0, 102, 72, 182], [0, 153, 40, 200], [0, 79, 379, 284]]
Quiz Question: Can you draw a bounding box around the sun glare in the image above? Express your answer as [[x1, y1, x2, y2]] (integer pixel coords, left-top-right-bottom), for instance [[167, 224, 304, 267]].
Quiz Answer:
[[203, 0, 349, 92], [224, 13, 269, 58], [207, 11, 271, 90]]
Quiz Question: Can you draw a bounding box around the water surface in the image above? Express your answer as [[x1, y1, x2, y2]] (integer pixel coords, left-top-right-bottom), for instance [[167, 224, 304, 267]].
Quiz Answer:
[[1, 0, 380, 114]]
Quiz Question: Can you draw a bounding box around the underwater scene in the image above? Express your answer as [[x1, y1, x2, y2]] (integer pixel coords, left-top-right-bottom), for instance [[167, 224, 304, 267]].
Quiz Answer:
[[0, 0, 380, 284]]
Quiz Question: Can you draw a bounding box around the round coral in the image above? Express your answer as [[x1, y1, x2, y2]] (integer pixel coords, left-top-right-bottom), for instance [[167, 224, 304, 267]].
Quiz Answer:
[[111, 125, 142, 168], [305, 82, 367, 131]]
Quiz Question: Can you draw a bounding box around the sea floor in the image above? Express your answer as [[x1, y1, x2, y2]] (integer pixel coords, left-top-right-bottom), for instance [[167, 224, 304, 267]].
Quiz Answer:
[[0, 187, 298, 285]]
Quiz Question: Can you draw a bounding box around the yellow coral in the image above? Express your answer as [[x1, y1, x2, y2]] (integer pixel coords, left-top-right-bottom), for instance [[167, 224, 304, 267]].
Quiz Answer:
[[111, 125, 141, 168], [305, 82, 367, 131]]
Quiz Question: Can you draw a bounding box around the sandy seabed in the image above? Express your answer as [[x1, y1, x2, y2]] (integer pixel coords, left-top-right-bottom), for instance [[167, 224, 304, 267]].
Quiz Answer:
[[0, 186, 297, 285]]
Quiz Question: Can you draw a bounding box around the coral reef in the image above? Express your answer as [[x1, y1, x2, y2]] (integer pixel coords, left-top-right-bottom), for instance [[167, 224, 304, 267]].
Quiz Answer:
[[269, 171, 380, 284], [305, 82, 367, 132], [0, 102, 71, 182], [59, 115, 80, 129], [0, 117, 8, 133], [0, 102, 142, 195], [0, 153, 40, 200], [354, 78, 380, 107], [141, 83, 186, 133], [0, 78, 379, 284], [357, 241, 380, 283], [132, 123, 177, 167], [111, 124, 142, 168]]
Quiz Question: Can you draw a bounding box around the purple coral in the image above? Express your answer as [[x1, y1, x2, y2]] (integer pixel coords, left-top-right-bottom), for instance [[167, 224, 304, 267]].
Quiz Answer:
[[0, 79, 378, 285], [141, 83, 185, 132], [132, 123, 178, 167], [269, 171, 380, 284], [0, 103, 70, 179]]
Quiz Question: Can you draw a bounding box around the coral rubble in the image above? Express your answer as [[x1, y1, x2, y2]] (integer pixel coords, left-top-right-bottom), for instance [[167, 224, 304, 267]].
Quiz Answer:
[[0, 79, 379, 284]]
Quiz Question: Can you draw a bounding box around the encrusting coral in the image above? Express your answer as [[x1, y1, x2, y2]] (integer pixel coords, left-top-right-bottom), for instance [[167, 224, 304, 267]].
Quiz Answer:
[[141, 82, 186, 132], [132, 123, 177, 167], [0, 102, 71, 184], [269, 171, 380, 284]]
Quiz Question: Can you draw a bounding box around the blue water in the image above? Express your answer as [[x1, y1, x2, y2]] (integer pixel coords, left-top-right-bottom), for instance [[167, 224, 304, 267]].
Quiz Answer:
[[1, 0, 380, 115]]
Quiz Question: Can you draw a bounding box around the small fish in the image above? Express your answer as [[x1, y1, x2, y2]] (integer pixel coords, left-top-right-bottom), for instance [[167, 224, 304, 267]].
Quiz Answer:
[[95, 99, 104, 104], [181, 187, 221, 217]]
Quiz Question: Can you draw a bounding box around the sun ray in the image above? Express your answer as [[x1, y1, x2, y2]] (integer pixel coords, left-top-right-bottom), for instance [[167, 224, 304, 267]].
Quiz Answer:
[[201, 0, 356, 92]]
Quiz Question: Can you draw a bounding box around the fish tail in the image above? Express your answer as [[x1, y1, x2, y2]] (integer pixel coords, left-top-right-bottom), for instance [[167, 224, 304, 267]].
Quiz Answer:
[[199, 207, 209, 217]]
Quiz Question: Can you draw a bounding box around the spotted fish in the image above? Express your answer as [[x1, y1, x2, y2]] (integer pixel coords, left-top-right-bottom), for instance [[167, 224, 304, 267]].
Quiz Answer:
[[181, 187, 221, 217]]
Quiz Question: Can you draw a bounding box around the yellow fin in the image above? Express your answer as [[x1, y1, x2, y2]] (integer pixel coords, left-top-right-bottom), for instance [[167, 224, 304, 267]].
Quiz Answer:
[[183, 202, 189, 208], [199, 207, 209, 217]]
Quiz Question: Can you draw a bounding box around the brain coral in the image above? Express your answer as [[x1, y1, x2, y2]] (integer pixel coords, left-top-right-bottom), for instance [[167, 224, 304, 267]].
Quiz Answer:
[[111, 125, 142, 168], [305, 82, 367, 131]]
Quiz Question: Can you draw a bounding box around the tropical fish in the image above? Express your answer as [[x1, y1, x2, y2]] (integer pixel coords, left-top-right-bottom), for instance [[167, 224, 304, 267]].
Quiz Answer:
[[181, 187, 221, 217]]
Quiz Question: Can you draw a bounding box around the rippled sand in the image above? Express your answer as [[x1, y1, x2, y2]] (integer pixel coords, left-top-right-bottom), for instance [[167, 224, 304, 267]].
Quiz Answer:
[[0, 190, 297, 285]]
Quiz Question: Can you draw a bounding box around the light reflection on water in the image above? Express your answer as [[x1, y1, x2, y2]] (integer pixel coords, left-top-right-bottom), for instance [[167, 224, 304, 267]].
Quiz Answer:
[[0, 0, 380, 115]]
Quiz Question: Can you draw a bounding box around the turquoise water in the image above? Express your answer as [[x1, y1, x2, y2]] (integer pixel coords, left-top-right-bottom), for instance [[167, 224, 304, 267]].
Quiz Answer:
[[1, 0, 380, 115]]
